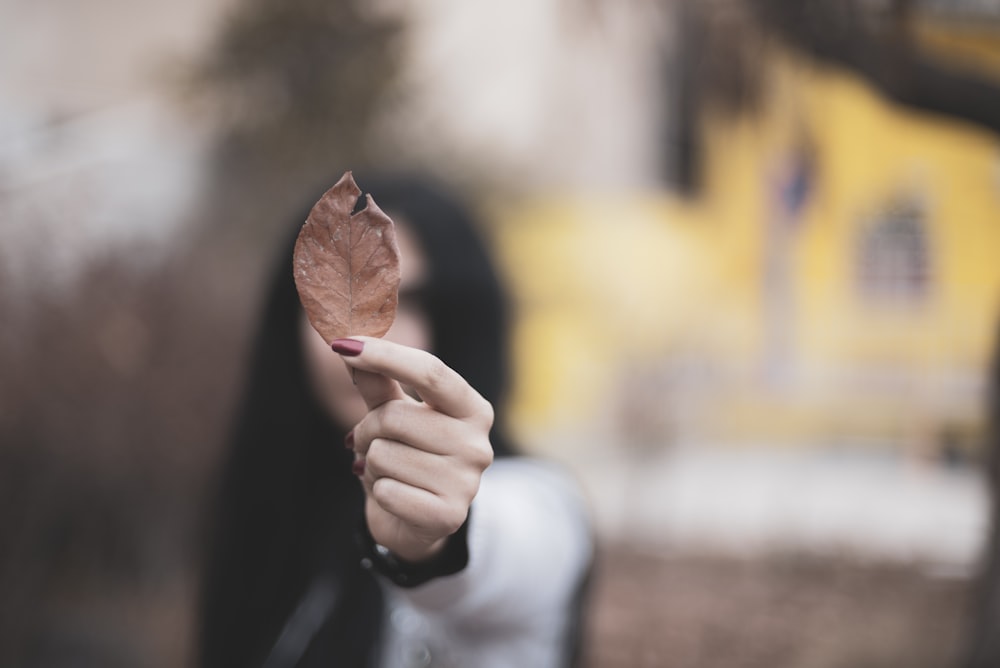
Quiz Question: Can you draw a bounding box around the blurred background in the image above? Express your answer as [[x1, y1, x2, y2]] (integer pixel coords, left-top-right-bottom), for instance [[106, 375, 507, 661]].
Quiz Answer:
[[3, 0, 1000, 666]]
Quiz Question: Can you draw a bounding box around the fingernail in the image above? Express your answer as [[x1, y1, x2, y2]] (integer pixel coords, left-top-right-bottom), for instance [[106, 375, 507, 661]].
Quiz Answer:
[[352, 458, 366, 477], [331, 338, 364, 356], [344, 430, 355, 450]]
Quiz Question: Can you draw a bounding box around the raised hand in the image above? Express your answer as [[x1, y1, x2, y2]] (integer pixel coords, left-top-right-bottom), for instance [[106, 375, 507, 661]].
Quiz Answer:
[[332, 337, 494, 563]]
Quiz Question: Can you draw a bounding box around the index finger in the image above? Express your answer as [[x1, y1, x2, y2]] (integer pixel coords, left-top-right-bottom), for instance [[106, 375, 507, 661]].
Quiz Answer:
[[331, 337, 492, 422]]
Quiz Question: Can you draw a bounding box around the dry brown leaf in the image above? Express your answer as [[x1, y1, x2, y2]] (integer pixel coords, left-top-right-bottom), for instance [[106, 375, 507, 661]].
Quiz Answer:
[[293, 171, 401, 343]]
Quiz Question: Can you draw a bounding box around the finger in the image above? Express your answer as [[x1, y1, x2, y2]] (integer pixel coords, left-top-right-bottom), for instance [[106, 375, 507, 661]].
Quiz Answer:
[[332, 337, 493, 423], [351, 367, 407, 411], [331, 339, 407, 411], [363, 438, 482, 500], [369, 477, 468, 538], [352, 400, 491, 460]]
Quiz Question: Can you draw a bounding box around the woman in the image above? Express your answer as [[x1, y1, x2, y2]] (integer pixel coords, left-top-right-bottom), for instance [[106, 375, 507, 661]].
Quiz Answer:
[[197, 173, 593, 667]]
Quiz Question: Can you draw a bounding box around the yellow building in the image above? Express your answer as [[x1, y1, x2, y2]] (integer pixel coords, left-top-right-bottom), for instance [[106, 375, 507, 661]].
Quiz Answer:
[[493, 26, 1000, 457]]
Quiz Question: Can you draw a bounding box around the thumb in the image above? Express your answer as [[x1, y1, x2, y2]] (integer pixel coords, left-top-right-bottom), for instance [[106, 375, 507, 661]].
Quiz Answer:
[[331, 337, 405, 410], [352, 367, 406, 410]]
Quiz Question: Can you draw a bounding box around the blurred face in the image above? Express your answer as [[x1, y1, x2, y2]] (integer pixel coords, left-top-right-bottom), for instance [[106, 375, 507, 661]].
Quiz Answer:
[[300, 216, 431, 428]]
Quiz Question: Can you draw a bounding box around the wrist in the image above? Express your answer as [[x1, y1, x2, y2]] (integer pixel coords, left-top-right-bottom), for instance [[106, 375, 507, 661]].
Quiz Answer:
[[356, 515, 470, 588], [391, 536, 448, 564]]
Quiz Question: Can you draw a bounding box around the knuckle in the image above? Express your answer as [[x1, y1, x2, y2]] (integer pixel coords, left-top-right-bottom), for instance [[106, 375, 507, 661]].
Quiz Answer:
[[367, 400, 410, 444], [440, 506, 468, 536], [445, 458, 484, 502], [376, 400, 405, 431], [421, 354, 451, 392], [478, 398, 495, 428], [371, 477, 394, 506], [469, 438, 494, 470], [464, 394, 494, 429], [365, 438, 389, 472], [460, 469, 483, 501], [354, 414, 376, 449]]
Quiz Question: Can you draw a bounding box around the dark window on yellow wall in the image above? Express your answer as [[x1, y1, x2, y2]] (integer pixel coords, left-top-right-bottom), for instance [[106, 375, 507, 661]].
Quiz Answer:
[[855, 200, 932, 305]]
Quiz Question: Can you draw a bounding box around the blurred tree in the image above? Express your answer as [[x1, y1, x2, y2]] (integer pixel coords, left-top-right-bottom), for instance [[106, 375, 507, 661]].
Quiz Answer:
[[174, 0, 410, 409], [190, 0, 405, 243], [665, 0, 766, 195]]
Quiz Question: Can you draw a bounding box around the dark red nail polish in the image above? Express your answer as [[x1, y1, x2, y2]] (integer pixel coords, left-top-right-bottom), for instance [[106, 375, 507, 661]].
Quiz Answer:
[[331, 338, 364, 356], [344, 430, 355, 450], [352, 459, 366, 477]]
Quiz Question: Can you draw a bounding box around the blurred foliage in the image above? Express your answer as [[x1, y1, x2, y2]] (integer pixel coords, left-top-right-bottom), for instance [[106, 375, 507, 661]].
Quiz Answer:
[[0, 253, 242, 667], [188, 0, 406, 242], [676, 0, 767, 118]]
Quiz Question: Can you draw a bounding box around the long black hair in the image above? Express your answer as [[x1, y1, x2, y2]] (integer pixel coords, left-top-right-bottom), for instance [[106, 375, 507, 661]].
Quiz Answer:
[[197, 172, 515, 667]]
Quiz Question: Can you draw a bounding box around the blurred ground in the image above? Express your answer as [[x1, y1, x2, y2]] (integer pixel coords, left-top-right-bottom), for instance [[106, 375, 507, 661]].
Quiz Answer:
[[567, 443, 984, 667], [568, 444, 988, 569], [20, 540, 970, 668], [583, 544, 971, 668]]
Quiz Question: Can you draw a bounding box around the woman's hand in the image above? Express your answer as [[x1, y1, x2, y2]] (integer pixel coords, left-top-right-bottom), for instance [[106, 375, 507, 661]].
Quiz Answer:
[[332, 337, 495, 563]]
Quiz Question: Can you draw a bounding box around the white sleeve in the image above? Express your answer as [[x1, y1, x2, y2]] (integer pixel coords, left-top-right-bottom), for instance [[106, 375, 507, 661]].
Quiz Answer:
[[382, 457, 594, 666]]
